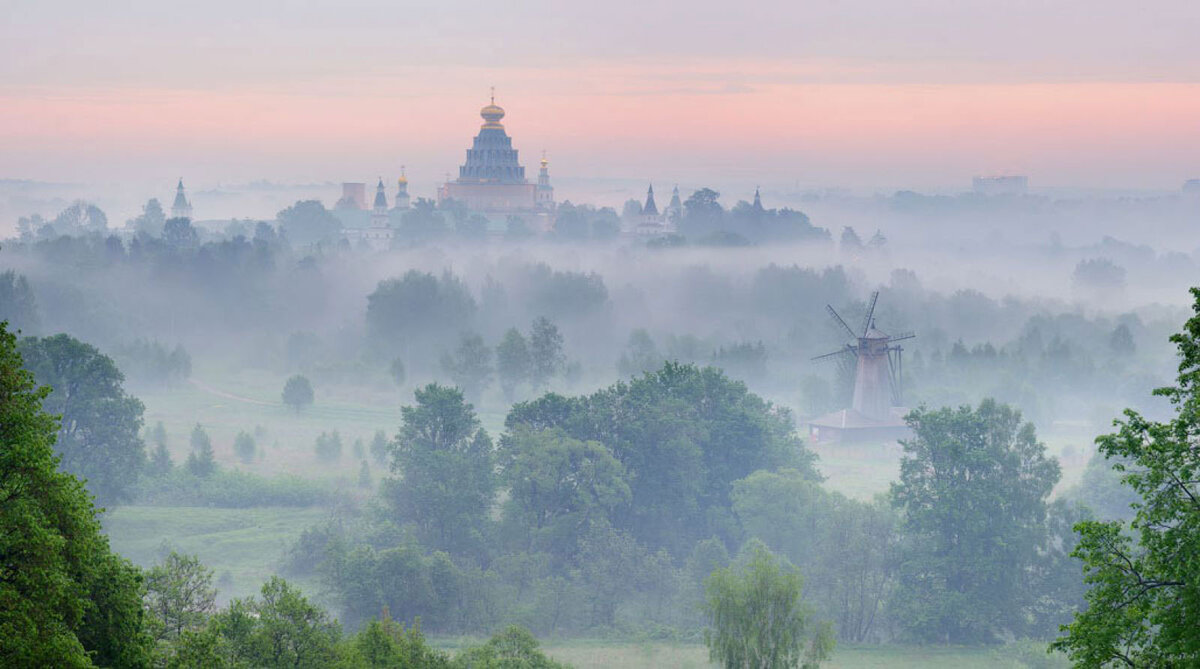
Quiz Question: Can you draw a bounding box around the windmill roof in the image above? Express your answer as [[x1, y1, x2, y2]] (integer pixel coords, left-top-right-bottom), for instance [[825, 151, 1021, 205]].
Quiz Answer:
[[864, 327, 889, 340]]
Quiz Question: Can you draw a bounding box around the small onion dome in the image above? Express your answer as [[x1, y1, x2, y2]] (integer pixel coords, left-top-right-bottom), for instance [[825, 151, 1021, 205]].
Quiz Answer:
[[540, 156, 549, 168], [480, 103, 505, 125], [397, 174, 408, 185]]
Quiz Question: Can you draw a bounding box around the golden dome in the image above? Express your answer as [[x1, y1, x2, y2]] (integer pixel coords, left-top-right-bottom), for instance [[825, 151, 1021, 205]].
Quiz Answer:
[[480, 103, 505, 125], [397, 174, 408, 185]]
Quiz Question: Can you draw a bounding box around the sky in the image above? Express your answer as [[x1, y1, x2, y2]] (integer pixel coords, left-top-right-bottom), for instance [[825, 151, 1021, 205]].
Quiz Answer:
[[2, 0, 1200, 201]]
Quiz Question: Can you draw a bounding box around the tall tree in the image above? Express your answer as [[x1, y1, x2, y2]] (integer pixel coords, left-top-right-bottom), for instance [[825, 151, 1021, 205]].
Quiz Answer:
[[703, 542, 834, 669], [385, 384, 496, 559], [528, 317, 564, 391], [0, 322, 151, 667], [890, 399, 1061, 643], [144, 552, 217, 643], [186, 423, 217, 477], [0, 270, 40, 334], [1053, 287, 1200, 666], [495, 327, 532, 401], [282, 375, 314, 414], [440, 332, 493, 402], [18, 333, 147, 506]]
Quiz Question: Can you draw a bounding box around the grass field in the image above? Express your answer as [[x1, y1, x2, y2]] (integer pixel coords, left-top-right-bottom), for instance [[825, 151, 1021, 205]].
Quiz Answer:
[[102, 505, 328, 603], [434, 639, 1062, 669]]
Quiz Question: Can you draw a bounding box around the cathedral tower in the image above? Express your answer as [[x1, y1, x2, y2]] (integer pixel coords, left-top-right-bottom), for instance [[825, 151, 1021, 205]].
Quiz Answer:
[[171, 178, 193, 219]]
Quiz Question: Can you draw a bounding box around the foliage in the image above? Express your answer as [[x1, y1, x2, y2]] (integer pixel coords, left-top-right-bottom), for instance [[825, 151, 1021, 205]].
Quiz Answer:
[[1052, 287, 1200, 666], [0, 270, 40, 334], [496, 328, 532, 401], [891, 400, 1061, 643], [315, 431, 343, 462], [282, 374, 315, 413], [347, 617, 450, 668], [508, 362, 818, 556], [441, 332, 494, 402], [111, 338, 192, 386], [366, 271, 477, 362], [134, 467, 332, 507], [703, 542, 834, 669], [370, 429, 389, 465], [528, 317, 565, 391], [276, 200, 342, 246], [731, 469, 896, 643], [18, 333, 147, 505], [234, 431, 257, 464], [452, 625, 568, 669], [144, 552, 217, 643], [385, 384, 496, 559], [389, 358, 406, 387], [186, 423, 217, 477], [499, 427, 630, 564], [0, 321, 152, 667]]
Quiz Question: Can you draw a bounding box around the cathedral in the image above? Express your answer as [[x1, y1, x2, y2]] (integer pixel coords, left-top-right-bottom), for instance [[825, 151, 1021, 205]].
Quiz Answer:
[[438, 94, 555, 229]]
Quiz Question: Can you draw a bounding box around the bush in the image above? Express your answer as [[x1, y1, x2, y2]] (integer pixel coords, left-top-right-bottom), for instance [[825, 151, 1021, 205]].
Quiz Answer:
[[134, 468, 332, 507], [233, 431, 256, 464], [315, 431, 342, 462]]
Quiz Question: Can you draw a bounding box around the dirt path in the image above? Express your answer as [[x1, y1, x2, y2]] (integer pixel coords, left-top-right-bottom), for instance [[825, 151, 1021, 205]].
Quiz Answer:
[[188, 378, 277, 407]]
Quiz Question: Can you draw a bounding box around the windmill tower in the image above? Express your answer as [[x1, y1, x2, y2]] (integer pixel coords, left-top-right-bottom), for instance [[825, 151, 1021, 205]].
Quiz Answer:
[[813, 292, 914, 423]]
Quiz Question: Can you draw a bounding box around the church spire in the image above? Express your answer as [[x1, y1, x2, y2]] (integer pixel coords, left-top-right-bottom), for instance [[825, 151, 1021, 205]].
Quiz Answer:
[[752, 186, 764, 212], [171, 177, 192, 219], [643, 183, 659, 216]]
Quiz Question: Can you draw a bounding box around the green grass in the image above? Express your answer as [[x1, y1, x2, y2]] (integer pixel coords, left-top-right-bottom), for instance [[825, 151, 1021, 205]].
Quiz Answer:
[[102, 505, 327, 603], [532, 640, 1059, 669]]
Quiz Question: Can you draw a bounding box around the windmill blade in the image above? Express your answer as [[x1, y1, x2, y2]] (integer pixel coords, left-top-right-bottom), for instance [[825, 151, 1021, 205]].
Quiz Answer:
[[861, 291, 879, 336], [826, 305, 857, 340], [812, 345, 856, 362], [888, 331, 916, 343]]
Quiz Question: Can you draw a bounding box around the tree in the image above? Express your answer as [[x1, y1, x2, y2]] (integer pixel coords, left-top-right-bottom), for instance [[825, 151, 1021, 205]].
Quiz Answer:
[[616, 329, 661, 378], [0, 321, 152, 667], [275, 200, 341, 246], [234, 431, 256, 464], [890, 399, 1061, 643], [0, 270, 39, 334], [18, 333, 147, 506], [212, 576, 341, 668], [496, 328, 532, 401], [499, 427, 631, 562], [358, 460, 372, 489], [682, 188, 724, 237], [314, 431, 342, 463], [366, 271, 477, 361], [186, 423, 217, 477], [389, 358, 407, 387], [149, 422, 174, 476], [282, 375, 314, 414], [440, 332, 493, 402], [163, 217, 200, 250], [703, 542, 834, 669], [1052, 287, 1200, 666], [370, 429, 389, 465], [144, 552, 217, 643], [528, 317, 565, 391], [452, 625, 567, 669], [385, 384, 496, 558], [53, 200, 108, 234], [349, 617, 449, 668], [508, 362, 818, 557]]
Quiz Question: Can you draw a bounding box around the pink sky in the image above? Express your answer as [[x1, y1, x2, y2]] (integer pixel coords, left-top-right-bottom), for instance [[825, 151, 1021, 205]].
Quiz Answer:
[[2, 1, 1199, 195]]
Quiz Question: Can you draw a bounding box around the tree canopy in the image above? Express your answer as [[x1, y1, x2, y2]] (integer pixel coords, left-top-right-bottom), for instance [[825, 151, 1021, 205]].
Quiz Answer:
[[18, 333, 147, 506]]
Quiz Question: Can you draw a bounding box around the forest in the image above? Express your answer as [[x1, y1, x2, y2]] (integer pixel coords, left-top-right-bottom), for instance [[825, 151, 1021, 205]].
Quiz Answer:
[[1, 188, 1198, 668]]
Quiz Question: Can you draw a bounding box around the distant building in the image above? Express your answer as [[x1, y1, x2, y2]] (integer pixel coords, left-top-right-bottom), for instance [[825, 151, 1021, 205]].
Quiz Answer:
[[438, 94, 554, 231], [357, 178, 393, 250], [336, 183, 368, 210], [1184, 179, 1200, 196], [631, 184, 677, 237], [394, 168, 411, 211], [665, 185, 683, 224], [973, 175, 1029, 196], [536, 154, 555, 212], [171, 178, 193, 219]]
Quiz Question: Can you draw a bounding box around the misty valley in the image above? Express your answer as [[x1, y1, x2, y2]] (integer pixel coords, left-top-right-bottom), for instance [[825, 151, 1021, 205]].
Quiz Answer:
[[3, 172, 1199, 668]]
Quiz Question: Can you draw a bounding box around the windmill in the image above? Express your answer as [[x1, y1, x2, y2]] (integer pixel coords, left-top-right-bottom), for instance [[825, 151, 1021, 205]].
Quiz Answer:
[[813, 292, 914, 423]]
